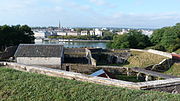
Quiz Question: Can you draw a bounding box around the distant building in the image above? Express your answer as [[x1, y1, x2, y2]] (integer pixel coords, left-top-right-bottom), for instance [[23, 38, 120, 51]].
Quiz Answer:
[[14, 44, 64, 66], [94, 29, 103, 36], [117, 29, 129, 35], [90, 30, 95, 36], [81, 31, 88, 36], [57, 31, 67, 36], [67, 31, 78, 36], [141, 30, 153, 36], [33, 31, 46, 39]]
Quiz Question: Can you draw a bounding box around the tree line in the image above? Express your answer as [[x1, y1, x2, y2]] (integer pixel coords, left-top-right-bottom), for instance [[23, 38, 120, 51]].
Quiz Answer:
[[108, 23, 180, 52], [0, 25, 35, 51]]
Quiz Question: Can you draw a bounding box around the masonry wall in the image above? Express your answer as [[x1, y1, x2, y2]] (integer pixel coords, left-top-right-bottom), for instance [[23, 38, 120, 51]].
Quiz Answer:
[[1, 62, 180, 91], [147, 49, 172, 58], [16, 57, 62, 65], [151, 58, 174, 72]]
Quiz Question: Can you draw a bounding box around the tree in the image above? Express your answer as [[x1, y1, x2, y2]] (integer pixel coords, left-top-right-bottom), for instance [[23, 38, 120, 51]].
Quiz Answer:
[[150, 23, 180, 52], [0, 25, 35, 51], [101, 31, 116, 40], [108, 30, 151, 49]]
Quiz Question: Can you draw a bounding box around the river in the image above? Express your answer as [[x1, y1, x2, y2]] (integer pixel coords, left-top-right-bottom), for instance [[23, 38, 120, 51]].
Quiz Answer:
[[35, 39, 108, 49]]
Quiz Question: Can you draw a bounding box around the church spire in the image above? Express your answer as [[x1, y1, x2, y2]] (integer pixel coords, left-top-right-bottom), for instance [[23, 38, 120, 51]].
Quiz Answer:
[[59, 20, 61, 30]]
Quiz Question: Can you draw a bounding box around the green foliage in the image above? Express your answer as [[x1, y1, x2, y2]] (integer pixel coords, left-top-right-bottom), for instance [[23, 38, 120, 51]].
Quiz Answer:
[[150, 23, 180, 52], [175, 48, 180, 54], [108, 30, 151, 49], [0, 67, 180, 101], [164, 63, 180, 76], [101, 31, 116, 40], [0, 25, 34, 50]]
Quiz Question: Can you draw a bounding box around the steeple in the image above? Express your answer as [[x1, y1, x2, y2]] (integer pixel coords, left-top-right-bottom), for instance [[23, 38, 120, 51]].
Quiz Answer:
[[59, 20, 61, 30]]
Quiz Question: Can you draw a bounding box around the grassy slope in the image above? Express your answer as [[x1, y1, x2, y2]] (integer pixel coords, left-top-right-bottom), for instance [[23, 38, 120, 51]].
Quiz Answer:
[[174, 49, 180, 54], [0, 67, 180, 101], [164, 63, 180, 76], [123, 51, 168, 68]]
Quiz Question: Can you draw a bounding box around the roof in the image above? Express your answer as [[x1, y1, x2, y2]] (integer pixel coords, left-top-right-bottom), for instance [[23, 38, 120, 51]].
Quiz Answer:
[[14, 44, 64, 57], [90, 69, 106, 76]]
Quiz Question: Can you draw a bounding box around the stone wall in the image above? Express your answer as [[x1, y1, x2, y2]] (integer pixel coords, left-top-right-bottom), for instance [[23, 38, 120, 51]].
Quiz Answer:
[[64, 48, 88, 64], [1, 62, 180, 91], [130, 49, 172, 58], [61, 64, 133, 75], [150, 58, 174, 72], [85, 48, 97, 66], [147, 49, 172, 58], [16, 57, 62, 65], [0, 46, 17, 60]]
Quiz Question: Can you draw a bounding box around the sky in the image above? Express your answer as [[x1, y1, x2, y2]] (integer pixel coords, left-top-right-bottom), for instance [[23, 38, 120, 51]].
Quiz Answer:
[[0, 0, 180, 28]]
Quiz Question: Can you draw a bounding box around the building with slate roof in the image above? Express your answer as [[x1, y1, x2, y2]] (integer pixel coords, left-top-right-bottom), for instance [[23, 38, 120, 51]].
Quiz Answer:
[[14, 44, 64, 65]]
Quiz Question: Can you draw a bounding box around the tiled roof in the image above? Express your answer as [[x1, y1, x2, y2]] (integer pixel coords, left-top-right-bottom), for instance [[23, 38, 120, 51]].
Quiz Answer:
[[14, 44, 64, 57]]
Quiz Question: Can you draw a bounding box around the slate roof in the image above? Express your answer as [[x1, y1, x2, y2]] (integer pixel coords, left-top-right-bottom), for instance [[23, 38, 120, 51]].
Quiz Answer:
[[14, 44, 64, 57], [90, 69, 106, 76]]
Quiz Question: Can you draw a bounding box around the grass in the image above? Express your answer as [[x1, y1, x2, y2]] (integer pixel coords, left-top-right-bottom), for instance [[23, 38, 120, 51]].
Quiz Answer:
[[0, 67, 180, 101], [174, 49, 180, 54], [115, 74, 144, 82], [164, 63, 180, 76], [123, 51, 168, 68]]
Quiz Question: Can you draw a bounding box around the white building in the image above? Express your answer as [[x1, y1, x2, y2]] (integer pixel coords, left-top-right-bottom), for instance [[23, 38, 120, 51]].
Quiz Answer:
[[90, 30, 95, 36], [141, 30, 153, 36], [57, 31, 67, 36], [14, 44, 64, 66], [117, 29, 129, 35], [33, 31, 46, 39], [67, 31, 78, 36], [81, 31, 88, 36], [94, 29, 103, 36]]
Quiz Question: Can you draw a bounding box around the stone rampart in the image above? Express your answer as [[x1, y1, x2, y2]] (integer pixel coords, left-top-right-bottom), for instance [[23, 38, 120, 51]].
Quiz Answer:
[[147, 49, 172, 58], [130, 49, 172, 58], [1, 62, 180, 90], [0, 46, 17, 60], [85, 48, 96, 66], [151, 58, 174, 72]]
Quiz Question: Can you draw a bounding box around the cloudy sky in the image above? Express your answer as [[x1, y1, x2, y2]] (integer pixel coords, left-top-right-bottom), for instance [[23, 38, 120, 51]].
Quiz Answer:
[[0, 0, 180, 28]]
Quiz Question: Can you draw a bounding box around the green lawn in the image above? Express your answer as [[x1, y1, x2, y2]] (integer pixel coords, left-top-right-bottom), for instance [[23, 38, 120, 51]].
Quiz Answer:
[[0, 67, 180, 101], [123, 51, 168, 68], [164, 63, 180, 76]]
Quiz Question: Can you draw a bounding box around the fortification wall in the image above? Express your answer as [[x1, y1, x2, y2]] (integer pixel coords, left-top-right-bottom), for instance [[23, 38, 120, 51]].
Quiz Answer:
[[85, 48, 97, 66], [130, 49, 172, 58], [147, 49, 172, 58], [0, 46, 17, 59], [64, 48, 88, 63], [151, 58, 174, 72], [1, 62, 180, 91]]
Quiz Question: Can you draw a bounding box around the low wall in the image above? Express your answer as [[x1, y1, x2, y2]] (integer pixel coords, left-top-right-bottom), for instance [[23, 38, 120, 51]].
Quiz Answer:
[[0, 46, 17, 60], [85, 48, 96, 66], [0, 62, 139, 89], [147, 49, 172, 58], [1, 62, 180, 90], [130, 49, 172, 58], [151, 58, 174, 72], [130, 49, 146, 52]]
